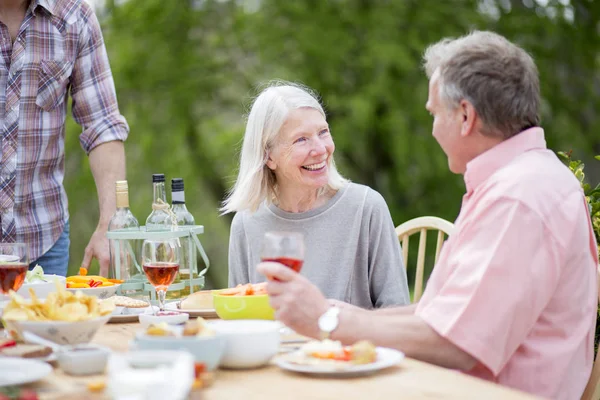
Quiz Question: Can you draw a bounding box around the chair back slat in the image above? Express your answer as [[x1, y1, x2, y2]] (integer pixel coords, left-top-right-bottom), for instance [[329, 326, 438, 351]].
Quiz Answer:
[[401, 235, 409, 269], [414, 229, 428, 302], [434, 230, 445, 264]]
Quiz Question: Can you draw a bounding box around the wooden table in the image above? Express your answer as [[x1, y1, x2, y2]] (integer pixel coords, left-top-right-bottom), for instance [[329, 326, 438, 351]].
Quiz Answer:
[[6, 323, 541, 400]]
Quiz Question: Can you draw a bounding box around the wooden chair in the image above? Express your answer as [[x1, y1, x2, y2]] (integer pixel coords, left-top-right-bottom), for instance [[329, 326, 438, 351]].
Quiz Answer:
[[395, 216, 454, 302], [582, 265, 600, 400]]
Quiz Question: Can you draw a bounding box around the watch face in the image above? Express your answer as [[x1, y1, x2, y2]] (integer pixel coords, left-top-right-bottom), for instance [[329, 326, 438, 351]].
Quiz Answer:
[[319, 315, 336, 332]]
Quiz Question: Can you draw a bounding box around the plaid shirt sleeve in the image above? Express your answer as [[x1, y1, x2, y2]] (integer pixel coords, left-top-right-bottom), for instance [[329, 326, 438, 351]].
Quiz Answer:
[[70, 4, 129, 154]]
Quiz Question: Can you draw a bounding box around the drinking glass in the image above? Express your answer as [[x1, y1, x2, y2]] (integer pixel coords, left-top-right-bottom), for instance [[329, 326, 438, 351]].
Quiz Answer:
[[260, 231, 305, 273], [141, 238, 180, 311], [0, 243, 29, 295]]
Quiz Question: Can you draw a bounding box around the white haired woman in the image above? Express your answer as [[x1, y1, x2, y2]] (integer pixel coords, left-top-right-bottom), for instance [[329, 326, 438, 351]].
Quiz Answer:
[[221, 82, 409, 309]]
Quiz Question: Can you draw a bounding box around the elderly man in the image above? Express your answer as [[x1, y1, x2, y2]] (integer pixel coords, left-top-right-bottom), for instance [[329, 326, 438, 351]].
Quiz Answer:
[[258, 31, 598, 399], [0, 0, 128, 276]]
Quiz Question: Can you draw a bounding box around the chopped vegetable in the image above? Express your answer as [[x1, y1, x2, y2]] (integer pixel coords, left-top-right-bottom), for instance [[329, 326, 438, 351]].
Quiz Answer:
[[87, 379, 106, 392]]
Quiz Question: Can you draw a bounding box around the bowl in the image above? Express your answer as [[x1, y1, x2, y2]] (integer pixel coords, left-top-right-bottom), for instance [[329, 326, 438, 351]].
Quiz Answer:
[[138, 312, 189, 328], [3, 314, 112, 345], [0, 276, 67, 302], [66, 284, 121, 300], [208, 320, 280, 369], [132, 332, 225, 371], [212, 292, 275, 320], [57, 344, 111, 375]]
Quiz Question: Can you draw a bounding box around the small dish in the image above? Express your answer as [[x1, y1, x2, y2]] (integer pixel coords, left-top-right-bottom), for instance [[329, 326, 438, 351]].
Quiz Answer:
[[138, 311, 189, 328], [208, 320, 280, 369], [57, 344, 111, 376], [132, 332, 225, 371]]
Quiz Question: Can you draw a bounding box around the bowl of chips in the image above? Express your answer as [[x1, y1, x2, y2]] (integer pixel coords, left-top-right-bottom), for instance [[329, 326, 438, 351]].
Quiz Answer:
[[1, 284, 115, 345]]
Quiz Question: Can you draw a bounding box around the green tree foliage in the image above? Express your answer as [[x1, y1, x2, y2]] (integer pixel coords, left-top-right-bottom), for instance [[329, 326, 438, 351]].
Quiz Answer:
[[63, 0, 600, 289]]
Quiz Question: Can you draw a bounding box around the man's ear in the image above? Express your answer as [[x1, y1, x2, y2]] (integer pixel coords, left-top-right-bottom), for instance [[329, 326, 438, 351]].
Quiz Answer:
[[460, 99, 477, 138]]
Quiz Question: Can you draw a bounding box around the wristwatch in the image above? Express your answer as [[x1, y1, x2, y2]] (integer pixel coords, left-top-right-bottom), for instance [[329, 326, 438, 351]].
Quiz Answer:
[[318, 306, 340, 340]]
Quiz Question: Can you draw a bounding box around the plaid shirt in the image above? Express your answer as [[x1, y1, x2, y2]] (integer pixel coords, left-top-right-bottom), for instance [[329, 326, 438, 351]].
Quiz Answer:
[[0, 0, 129, 261]]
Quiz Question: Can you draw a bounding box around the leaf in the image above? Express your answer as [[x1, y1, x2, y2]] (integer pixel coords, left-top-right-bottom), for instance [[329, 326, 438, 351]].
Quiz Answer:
[[557, 151, 570, 161], [595, 156, 600, 161]]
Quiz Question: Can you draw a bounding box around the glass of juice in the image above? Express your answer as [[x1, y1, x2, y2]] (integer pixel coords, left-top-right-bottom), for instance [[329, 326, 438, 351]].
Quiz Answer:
[[141, 238, 180, 311], [260, 231, 305, 273], [0, 243, 29, 295]]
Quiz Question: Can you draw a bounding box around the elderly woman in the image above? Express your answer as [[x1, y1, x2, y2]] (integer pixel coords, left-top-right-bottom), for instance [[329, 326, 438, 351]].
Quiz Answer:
[[221, 82, 409, 309]]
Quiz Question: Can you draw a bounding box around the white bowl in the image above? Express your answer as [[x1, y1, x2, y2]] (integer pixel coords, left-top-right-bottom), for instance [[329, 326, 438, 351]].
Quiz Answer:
[[0, 275, 67, 301], [138, 312, 189, 328], [4, 314, 112, 345], [132, 332, 225, 371], [57, 344, 111, 375], [209, 320, 280, 369], [66, 284, 121, 300]]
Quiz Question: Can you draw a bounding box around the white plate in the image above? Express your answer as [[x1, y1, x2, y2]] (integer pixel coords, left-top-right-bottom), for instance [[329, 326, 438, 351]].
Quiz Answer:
[[109, 305, 158, 324], [274, 347, 404, 378], [0, 358, 53, 386], [66, 284, 121, 300], [164, 301, 218, 319]]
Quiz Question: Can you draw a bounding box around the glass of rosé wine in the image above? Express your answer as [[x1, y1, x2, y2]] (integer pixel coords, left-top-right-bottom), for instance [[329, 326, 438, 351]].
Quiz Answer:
[[0, 243, 29, 296], [141, 238, 180, 311], [260, 231, 305, 274]]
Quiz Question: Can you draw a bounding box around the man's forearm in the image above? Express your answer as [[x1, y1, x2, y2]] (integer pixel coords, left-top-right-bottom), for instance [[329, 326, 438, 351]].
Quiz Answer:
[[332, 309, 477, 371], [373, 303, 417, 316], [88, 141, 126, 229]]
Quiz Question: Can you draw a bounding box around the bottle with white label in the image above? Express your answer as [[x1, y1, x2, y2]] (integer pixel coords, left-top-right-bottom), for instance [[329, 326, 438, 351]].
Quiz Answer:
[[171, 178, 197, 297]]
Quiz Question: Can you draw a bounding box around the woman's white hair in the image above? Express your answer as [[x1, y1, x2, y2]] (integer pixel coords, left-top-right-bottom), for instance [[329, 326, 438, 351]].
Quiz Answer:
[[221, 81, 348, 214]]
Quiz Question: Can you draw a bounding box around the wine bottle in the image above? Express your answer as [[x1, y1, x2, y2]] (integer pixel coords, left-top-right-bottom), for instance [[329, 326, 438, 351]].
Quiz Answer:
[[170, 178, 197, 297], [108, 180, 140, 284], [145, 174, 175, 232]]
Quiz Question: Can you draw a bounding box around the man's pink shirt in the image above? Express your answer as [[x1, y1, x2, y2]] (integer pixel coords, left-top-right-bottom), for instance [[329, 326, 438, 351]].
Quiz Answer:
[[415, 128, 598, 399]]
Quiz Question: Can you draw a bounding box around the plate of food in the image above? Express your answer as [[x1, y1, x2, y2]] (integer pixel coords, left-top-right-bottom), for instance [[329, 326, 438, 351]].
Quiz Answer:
[[0, 339, 56, 363], [274, 339, 404, 378], [0, 358, 53, 387], [65, 268, 123, 299], [104, 296, 157, 323], [164, 291, 218, 319]]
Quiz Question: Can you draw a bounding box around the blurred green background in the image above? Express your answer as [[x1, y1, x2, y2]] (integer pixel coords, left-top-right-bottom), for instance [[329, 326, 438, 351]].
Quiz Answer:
[[65, 0, 600, 289]]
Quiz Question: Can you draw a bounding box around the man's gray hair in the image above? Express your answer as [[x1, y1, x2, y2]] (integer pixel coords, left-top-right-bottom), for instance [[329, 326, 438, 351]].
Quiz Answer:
[[423, 30, 540, 139]]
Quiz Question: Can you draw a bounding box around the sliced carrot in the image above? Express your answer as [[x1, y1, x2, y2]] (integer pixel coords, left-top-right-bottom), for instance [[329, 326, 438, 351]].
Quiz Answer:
[[107, 279, 124, 284], [79, 267, 88, 276], [67, 282, 90, 289]]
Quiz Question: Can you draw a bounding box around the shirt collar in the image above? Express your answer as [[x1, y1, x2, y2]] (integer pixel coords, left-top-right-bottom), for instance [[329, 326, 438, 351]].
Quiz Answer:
[[464, 127, 547, 193], [31, 0, 56, 17]]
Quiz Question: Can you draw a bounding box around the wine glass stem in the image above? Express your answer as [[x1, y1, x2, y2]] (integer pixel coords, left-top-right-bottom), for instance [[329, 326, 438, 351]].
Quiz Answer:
[[157, 289, 167, 311]]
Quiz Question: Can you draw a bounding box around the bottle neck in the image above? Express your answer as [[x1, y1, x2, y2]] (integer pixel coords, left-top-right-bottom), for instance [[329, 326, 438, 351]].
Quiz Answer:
[[153, 182, 167, 204], [172, 190, 185, 204], [116, 190, 130, 209]]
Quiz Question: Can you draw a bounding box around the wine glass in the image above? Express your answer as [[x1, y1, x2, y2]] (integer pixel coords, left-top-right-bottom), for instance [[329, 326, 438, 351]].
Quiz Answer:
[[0, 243, 29, 296], [141, 238, 180, 311], [260, 231, 305, 273]]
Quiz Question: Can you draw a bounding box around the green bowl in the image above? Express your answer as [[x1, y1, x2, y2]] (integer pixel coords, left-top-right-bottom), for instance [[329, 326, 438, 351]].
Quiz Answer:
[[212, 291, 275, 320]]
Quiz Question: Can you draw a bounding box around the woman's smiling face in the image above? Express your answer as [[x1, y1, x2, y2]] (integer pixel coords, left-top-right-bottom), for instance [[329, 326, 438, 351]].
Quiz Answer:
[[266, 107, 335, 193]]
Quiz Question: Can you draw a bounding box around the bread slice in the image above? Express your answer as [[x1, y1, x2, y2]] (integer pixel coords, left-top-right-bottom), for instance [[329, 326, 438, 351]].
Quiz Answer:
[[180, 291, 213, 310], [1, 344, 52, 359], [105, 296, 148, 308]]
